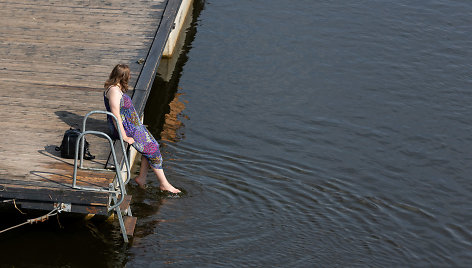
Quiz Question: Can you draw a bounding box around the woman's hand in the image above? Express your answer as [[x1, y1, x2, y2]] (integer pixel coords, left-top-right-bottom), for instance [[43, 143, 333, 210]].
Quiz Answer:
[[124, 137, 135, 144]]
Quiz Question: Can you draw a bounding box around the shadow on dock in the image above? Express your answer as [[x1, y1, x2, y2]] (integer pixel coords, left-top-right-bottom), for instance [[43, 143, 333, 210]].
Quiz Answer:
[[55, 110, 109, 132]]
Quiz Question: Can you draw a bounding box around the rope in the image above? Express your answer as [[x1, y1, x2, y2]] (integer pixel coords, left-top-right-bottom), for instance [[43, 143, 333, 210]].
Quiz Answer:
[[13, 199, 26, 214], [1, 199, 26, 214], [0, 220, 30, 234], [0, 205, 64, 235]]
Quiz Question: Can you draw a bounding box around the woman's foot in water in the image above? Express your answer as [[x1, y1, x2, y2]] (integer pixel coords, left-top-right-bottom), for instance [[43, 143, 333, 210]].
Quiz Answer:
[[159, 182, 181, 194], [135, 156, 150, 188], [153, 168, 181, 193], [134, 175, 147, 189]]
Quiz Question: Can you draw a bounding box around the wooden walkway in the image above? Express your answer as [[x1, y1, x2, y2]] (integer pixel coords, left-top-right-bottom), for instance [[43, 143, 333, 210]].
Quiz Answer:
[[0, 0, 182, 216]]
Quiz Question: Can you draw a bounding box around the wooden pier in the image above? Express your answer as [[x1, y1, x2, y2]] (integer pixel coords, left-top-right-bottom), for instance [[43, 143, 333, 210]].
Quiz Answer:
[[0, 0, 189, 239]]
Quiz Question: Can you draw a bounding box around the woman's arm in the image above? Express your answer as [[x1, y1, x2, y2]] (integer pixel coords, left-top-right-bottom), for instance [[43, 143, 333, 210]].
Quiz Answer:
[[107, 86, 135, 144]]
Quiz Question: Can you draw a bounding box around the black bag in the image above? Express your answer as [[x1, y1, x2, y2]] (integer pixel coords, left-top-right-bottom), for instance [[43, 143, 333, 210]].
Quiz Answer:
[[55, 128, 95, 160]]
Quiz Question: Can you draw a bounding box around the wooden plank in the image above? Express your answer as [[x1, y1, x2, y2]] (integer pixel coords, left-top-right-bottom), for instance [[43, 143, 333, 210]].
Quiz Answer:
[[17, 201, 109, 215], [119, 195, 132, 211], [0, 183, 109, 205], [0, 0, 165, 89], [124, 216, 138, 236]]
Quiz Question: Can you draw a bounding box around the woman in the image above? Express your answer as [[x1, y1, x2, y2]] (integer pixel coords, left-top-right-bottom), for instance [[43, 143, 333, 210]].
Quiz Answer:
[[104, 64, 181, 193]]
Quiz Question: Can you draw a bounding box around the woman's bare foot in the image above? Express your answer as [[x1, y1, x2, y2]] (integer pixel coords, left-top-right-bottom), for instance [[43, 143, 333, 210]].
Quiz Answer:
[[135, 155, 149, 189], [153, 168, 181, 193], [134, 175, 147, 189], [159, 182, 181, 193]]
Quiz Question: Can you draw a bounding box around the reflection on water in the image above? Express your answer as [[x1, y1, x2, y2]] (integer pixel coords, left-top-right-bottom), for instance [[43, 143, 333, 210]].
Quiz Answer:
[[144, 75, 187, 143], [161, 93, 187, 143]]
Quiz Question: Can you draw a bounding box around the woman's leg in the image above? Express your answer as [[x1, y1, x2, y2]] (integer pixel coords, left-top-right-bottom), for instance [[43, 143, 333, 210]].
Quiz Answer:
[[151, 167, 181, 193], [134, 155, 149, 188]]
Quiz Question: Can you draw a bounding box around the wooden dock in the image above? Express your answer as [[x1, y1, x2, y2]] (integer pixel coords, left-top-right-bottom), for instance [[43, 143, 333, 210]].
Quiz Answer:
[[0, 0, 187, 238]]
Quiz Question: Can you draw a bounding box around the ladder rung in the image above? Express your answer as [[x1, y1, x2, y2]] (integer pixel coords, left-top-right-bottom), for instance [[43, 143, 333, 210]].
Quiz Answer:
[[119, 195, 132, 211], [124, 216, 137, 237]]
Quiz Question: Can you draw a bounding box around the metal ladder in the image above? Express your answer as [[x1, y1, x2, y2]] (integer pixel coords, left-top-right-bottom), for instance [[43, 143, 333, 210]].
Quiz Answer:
[[71, 110, 135, 243]]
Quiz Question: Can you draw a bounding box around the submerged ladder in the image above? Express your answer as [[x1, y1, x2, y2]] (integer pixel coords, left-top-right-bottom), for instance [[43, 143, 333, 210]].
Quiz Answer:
[[72, 110, 136, 243]]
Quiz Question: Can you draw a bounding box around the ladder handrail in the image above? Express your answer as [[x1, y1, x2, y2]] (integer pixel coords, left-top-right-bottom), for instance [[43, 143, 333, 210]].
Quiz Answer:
[[72, 131, 125, 212], [80, 110, 131, 185]]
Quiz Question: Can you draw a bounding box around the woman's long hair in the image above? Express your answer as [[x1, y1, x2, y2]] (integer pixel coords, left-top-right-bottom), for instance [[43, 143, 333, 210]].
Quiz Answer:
[[104, 64, 130, 92]]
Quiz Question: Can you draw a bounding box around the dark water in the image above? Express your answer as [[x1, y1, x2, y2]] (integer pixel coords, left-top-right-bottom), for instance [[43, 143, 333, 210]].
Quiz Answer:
[[1, 0, 472, 267], [136, 0, 472, 266]]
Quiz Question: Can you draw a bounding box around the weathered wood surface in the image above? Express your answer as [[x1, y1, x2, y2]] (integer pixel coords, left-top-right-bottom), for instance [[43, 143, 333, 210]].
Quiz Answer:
[[0, 0, 173, 211]]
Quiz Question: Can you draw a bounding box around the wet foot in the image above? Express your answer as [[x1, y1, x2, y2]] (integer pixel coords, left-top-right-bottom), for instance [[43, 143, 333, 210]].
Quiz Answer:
[[134, 176, 147, 189], [160, 184, 181, 194]]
